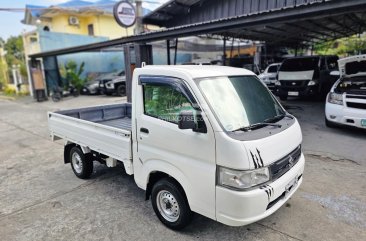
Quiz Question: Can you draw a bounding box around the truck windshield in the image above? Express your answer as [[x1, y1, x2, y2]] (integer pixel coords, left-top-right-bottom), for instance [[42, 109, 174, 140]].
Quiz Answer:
[[280, 57, 319, 71], [198, 76, 285, 132]]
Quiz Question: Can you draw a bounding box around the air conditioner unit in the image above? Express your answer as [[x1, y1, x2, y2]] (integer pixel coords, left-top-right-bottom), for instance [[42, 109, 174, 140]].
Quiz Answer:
[[68, 16, 79, 26]]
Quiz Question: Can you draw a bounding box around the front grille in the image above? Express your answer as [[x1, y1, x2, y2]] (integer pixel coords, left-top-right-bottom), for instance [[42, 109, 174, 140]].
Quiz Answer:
[[346, 95, 366, 100], [347, 102, 366, 110], [280, 80, 309, 87], [270, 145, 301, 181]]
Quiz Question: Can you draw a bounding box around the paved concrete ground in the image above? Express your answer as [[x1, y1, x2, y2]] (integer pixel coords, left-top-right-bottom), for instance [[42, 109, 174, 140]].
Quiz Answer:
[[0, 95, 365, 241]]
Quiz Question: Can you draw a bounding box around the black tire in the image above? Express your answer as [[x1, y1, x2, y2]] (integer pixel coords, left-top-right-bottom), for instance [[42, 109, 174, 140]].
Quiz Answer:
[[279, 95, 288, 101], [52, 93, 62, 102], [116, 85, 126, 97], [72, 90, 80, 97], [151, 178, 192, 230], [325, 117, 337, 128], [69, 146, 93, 179]]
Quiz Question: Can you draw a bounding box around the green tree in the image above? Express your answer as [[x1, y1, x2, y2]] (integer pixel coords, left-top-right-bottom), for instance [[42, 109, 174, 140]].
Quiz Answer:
[[3, 35, 27, 85], [4, 36, 24, 65], [314, 34, 366, 56], [60, 60, 86, 91]]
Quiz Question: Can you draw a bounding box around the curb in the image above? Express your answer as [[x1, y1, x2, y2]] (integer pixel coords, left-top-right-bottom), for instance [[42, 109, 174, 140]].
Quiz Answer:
[[0, 95, 16, 101]]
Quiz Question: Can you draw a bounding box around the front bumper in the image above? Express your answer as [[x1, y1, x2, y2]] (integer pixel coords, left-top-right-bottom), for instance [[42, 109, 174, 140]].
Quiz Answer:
[[265, 83, 277, 92], [276, 85, 318, 97], [325, 102, 366, 129], [216, 154, 305, 226]]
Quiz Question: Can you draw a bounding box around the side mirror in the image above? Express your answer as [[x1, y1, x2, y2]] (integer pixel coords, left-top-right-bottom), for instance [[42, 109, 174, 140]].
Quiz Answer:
[[178, 110, 207, 133], [330, 70, 340, 76], [178, 111, 196, 130]]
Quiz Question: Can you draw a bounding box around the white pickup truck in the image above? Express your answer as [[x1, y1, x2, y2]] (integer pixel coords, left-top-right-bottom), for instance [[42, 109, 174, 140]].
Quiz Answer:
[[48, 65, 305, 230]]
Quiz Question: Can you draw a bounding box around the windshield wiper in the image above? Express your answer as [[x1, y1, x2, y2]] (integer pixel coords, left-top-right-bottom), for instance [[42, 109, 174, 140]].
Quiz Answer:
[[232, 122, 282, 132], [264, 113, 294, 123]]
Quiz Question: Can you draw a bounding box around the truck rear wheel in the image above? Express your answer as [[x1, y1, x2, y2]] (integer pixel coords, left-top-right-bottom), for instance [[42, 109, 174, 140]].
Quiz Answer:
[[69, 146, 93, 179], [151, 178, 192, 230]]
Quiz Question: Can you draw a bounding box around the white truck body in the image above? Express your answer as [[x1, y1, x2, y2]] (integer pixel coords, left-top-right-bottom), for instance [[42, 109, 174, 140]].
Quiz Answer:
[[48, 65, 305, 229]]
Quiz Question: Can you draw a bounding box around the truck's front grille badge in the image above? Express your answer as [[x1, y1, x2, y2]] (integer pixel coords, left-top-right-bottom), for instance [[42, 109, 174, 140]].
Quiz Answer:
[[269, 145, 301, 181]]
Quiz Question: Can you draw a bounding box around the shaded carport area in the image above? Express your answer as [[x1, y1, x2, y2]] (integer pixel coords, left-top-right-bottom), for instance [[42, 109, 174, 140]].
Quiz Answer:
[[29, 0, 366, 102]]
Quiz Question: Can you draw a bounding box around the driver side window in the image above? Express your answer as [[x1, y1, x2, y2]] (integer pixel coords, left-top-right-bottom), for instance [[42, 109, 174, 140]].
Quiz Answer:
[[143, 83, 195, 124]]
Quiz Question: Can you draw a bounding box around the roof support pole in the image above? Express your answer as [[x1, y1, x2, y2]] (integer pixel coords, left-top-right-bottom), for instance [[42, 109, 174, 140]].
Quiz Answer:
[[222, 37, 227, 66], [174, 38, 178, 65], [43, 55, 61, 96], [166, 40, 171, 65], [123, 45, 133, 103]]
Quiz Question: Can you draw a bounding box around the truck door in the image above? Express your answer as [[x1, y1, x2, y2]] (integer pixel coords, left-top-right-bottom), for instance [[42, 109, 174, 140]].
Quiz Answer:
[[134, 75, 216, 220]]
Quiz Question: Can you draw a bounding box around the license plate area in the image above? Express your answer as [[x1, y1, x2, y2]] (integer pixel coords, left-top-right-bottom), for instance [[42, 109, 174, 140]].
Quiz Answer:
[[288, 91, 299, 96], [285, 176, 299, 195]]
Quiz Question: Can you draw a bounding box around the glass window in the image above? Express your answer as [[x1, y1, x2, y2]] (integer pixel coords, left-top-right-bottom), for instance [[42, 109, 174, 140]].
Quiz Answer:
[[327, 56, 339, 70], [198, 76, 284, 131], [280, 57, 320, 71], [267, 65, 278, 73], [143, 84, 194, 123]]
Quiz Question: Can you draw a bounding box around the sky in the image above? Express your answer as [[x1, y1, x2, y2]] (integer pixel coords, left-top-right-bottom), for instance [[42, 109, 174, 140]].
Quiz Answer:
[[0, 0, 168, 40]]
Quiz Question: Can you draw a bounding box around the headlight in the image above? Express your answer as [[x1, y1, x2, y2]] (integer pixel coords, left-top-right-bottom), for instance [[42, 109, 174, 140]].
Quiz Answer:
[[328, 92, 343, 105], [218, 166, 270, 190], [275, 81, 281, 86], [308, 80, 317, 86], [106, 82, 114, 88]]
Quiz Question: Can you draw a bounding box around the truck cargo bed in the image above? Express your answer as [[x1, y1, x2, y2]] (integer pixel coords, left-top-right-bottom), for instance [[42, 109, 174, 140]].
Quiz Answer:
[[56, 103, 132, 131], [48, 103, 133, 167], [97, 118, 132, 130]]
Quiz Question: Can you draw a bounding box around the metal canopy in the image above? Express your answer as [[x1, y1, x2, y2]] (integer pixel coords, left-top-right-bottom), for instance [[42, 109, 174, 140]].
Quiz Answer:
[[30, 0, 366, 58]]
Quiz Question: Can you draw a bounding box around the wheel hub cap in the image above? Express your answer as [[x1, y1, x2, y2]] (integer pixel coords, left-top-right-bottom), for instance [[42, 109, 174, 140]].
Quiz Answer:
[[156, 190, 180, 222], [71, 152, 83, 174]]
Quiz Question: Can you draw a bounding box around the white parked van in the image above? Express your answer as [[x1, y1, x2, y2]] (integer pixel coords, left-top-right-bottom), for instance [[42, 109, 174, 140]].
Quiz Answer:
[[48, 65, 305, 230], [325, 55, 366, 128], [276, 56, 339, 100]]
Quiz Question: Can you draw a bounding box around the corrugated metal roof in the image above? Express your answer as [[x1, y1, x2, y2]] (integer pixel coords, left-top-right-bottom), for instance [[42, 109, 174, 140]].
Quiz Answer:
[[143, 0, 338, 27], [29, 0, 366, 58]]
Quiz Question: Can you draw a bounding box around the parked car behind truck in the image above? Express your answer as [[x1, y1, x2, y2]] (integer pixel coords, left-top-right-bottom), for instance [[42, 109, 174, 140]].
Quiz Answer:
[[276, 55, 339, 100], [325, 55, 366, 129], [98, 70, 125, 96], [258, 63, 281, 91], [48, 65, 305, 230], [104, 74, 126, 96]]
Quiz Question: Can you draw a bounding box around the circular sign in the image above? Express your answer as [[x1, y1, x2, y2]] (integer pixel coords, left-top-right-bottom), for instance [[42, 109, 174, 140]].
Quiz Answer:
[[113, 1, 136, 28]]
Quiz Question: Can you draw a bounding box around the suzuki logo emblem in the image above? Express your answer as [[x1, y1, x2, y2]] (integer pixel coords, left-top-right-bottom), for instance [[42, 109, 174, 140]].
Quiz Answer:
[[292, 82, 296, 86], [288, 156, 294, 167]]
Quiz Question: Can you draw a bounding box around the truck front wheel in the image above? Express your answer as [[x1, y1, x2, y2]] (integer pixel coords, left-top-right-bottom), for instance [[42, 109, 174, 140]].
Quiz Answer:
[[69, 146, 93, 179], [151, 178, 192, 230]]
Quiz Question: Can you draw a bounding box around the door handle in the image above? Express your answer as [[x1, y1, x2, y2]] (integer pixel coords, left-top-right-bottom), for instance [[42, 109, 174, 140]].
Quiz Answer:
[[140, 127, 149, 134]]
